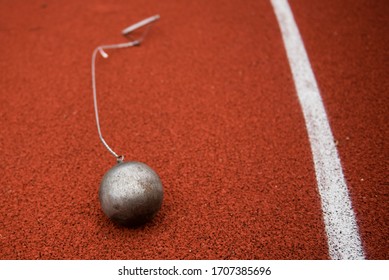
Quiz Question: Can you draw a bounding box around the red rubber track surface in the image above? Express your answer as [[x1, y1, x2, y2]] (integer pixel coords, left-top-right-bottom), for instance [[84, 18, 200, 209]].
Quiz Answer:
[[0, 0, 387, 259], [289, 0, 389, 259]]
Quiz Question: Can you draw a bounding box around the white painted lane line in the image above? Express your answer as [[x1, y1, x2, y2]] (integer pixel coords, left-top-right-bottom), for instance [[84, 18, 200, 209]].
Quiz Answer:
[[270, 0, 365, 259]]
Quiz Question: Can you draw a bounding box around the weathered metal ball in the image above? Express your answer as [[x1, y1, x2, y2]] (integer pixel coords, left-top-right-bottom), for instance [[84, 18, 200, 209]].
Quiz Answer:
[[99, 161, 163, 226]]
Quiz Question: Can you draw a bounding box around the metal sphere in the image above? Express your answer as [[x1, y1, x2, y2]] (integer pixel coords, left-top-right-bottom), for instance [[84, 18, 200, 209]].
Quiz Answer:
[[99, 161, 163, 226]]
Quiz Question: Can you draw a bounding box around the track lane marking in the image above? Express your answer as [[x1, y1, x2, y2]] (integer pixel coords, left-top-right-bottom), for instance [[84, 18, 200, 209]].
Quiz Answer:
[[270, 0, 365, 259]]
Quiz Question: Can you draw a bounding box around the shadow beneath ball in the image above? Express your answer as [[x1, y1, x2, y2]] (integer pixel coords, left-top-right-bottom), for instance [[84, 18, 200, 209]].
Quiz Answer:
[[110, 212, 157, 229]]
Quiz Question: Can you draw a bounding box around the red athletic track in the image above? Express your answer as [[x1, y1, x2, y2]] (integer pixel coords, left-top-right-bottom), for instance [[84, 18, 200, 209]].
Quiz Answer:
[[0, 0, 387, 259]]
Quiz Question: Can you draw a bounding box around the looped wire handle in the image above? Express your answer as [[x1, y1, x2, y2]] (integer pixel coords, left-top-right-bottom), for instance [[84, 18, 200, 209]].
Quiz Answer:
[[91, 15, 160, 161]]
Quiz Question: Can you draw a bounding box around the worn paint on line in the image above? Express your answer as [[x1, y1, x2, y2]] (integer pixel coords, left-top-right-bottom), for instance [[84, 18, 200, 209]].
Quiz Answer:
[[271, 0, 365, 259]]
